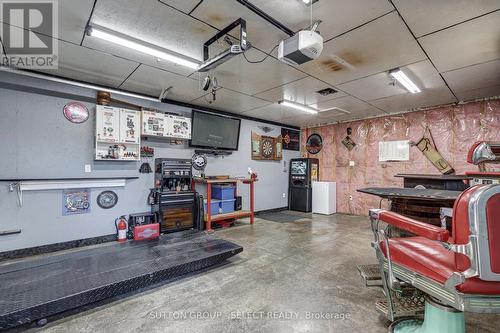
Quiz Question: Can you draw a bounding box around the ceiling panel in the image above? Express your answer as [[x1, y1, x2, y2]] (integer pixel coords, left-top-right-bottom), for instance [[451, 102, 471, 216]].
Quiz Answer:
[[337, 60, 447, 101], [119, 64, 208, 101], [298, 12, 426, 86], [393, 0, 500, 37], [201, 48, 307, 95], [281, 106, 385, 127], [249, 0, 394, 43], [371, 86, 457, 114], [310, 95, 380, 114], [419, 11, 500, 72], [442, 59, 500, 99], [191, 88, 270, 113], [0, 0, 95, 44], [5, 22, 140, 88], [254, 76, 346, 105], [158, 0, 201, 14], [191, 0, 292, 52], [453, 85, 500, 102], [87, 0, 215, 63], [241, 102, 314, 122]]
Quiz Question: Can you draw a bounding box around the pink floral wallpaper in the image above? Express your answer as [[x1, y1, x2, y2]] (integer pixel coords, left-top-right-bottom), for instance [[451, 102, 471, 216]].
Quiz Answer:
[[301, 99, 500, 216]]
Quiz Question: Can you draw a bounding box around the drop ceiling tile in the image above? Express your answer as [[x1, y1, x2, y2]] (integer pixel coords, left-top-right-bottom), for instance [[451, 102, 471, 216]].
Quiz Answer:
[[191, 0, 292, 52], [442, 59, 500, 98], [120, 65, 208, 101], [319, 106, 385, 123], [157, 0, 201, 13], [392, 0, 500, 37], [191, 88, 270, 113], [419, 11, 500, 72], [371, 86, 457, 114], [84, 0, 217, 75], [310, 96, 378, 114], [337, 60, 446, 101], [299, 12, 426, 85], [248, 0, 394, 43], [254, 76, 346, 105], [204, 48, 307, 95], [242, 102, 311, 122], [37, 39, 140, 88], [0, 0, 95, 44], [454, 85, 500, 102]]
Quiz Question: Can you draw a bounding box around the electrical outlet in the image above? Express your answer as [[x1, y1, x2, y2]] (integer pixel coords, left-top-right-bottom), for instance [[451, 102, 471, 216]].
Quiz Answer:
[[349, 161, 355, 167], [282, 193, 286, 198], [84, 164, 92, 173]]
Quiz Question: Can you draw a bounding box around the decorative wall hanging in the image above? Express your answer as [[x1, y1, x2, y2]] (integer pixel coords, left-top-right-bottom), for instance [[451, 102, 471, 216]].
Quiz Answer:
[[251, 132, 283, 160], [258, 125, 274, 133], [306, 133, 323, 154], [96, 190, 118, 209], [63, 102, 89, 124], [341, 127, 356, 151], [281, 128, 300, 151], [62, 189, 91, 215], [414, 126, 455, 174]]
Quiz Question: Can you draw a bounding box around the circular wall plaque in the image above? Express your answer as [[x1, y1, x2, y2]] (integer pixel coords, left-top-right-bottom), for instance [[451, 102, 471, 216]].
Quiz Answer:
[[306, 134, 323, 154], [97, 191, 118, 209], [63, 102, 89, 124], [192, 153, 207, 171]]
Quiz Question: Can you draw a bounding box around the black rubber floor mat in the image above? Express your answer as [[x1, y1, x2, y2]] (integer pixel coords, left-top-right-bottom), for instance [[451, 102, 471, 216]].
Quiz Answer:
[[0, 231, 243, 330]]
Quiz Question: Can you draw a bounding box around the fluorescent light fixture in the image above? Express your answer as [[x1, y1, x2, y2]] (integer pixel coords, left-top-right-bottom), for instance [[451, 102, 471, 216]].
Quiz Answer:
[[279, 100, 318, 114], [0, 66, 160, 102], [88, 26, 200, 70], [319, 106, 350, 114], [390, 68, 421, 94]]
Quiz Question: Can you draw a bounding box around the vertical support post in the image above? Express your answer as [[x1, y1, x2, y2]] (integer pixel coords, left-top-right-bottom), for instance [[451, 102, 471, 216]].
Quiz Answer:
[[250, 180, 255, 224], [206, 183, 212, 231]]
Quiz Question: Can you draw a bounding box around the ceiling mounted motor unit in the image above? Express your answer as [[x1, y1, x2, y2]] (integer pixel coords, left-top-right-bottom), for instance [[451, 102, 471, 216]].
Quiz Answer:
[[278, 30, 323, 66], [198, 18, 249, 72]]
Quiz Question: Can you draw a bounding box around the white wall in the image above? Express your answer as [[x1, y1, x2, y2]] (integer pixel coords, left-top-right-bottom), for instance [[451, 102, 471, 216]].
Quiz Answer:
[[0, 80, 300, 252]]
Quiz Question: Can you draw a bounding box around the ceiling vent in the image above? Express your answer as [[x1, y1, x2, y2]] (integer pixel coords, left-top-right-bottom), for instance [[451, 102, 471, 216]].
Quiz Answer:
[[315, 88, 337, 96]]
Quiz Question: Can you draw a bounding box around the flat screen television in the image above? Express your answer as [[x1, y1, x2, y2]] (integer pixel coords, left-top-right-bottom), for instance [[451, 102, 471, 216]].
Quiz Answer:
[[190, 111, 241, 151]]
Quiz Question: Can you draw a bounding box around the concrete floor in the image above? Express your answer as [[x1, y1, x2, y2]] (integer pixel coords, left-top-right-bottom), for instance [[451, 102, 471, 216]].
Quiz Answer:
[[30, 213, 499, 333]]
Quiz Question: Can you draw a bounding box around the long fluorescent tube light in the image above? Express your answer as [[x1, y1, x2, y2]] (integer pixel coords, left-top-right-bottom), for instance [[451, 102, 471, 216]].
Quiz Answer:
[[279, 100, 318, 114], [390, 69, 421, 94], [0, 66, 160, 102], [88, 26, 200, 70]]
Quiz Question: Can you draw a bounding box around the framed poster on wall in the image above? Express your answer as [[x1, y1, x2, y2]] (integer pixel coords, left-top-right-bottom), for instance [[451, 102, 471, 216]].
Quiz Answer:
[[281, 128, 300, 151], [63, 189, 91, 216]]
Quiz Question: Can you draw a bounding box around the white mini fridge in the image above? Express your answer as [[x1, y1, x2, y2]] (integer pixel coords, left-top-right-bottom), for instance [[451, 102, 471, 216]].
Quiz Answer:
[[312, 181, 337, 215]]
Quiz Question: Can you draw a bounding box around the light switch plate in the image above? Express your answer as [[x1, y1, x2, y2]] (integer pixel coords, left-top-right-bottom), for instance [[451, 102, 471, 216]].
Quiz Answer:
[[84, 164, 92, 173]]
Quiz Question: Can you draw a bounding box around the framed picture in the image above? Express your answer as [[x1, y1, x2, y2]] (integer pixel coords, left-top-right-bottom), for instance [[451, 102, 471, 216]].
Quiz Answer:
[[281, 128, 300, 151]]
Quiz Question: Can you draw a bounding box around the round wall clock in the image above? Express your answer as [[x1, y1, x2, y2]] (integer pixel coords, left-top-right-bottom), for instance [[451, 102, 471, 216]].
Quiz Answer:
[[63, 102, 89, 124], [306, 133, 323, 154], [97, 191, 118, 209], [261, 137, 274, 159], [192, 153, 207, 171]]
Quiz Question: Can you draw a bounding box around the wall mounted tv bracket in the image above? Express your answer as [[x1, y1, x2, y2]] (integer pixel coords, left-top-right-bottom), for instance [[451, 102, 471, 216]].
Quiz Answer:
[[198, 18, 249, 72]]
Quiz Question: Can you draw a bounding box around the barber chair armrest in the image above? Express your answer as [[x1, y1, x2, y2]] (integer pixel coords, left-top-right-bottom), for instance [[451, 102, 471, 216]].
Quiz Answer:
[[369, 209, 450, 242]]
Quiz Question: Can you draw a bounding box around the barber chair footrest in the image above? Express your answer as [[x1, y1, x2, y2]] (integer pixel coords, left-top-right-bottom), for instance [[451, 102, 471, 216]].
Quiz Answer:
[[388, 299, 464, 333], [356, 264, 382, 287], [376, 290, 425, 319]]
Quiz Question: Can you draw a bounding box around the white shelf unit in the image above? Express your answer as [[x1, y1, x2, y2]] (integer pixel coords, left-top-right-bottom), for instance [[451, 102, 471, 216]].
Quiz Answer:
[[95, 105, 141, 161]]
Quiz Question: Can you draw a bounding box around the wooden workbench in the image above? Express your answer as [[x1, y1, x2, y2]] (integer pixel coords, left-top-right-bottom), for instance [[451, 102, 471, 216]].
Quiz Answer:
[[192, 177, 256, 231]]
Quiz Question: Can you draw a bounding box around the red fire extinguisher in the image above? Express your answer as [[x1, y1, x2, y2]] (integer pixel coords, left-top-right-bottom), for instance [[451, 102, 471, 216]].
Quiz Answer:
[[115, 216, 128, 242]]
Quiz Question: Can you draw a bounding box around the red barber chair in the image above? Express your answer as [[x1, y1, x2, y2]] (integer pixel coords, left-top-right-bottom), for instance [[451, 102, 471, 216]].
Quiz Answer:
[[370, 184, 500, 332]]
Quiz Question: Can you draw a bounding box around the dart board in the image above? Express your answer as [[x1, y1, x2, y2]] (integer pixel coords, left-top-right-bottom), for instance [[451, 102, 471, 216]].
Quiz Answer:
[[261, 137, 274, 159]]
